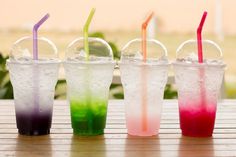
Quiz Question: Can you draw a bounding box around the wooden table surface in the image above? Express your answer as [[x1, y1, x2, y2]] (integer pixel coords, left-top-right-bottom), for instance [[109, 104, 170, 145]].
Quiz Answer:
[[0, 100, 236, 157]]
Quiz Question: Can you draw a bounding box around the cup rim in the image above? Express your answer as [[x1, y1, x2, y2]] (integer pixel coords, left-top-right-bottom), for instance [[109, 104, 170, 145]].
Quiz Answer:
[[172, 61, 226, 68], [6, 59, 61, 65], [118, 61, 170, 67], [63, 60, 116, 65]]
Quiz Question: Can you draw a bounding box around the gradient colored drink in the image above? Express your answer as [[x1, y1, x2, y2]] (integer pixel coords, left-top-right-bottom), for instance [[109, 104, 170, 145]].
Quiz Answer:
[[120, 63, 168, 136], [64, 37, 115, 136], [174, 40, 226, 137], [7, 60, 59, 135], [120, 38, 169, 136], [70, 99, 107, 135], [7, 36, 60, 135], [174, 62, 225, 137]]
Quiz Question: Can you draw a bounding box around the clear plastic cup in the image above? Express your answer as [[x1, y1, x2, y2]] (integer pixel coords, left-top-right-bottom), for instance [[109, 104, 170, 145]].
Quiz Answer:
[[119, 38, 169, 136], [7, 36, 60, 135], [64, 37, 115, 136], [173, 39, 226, 137]]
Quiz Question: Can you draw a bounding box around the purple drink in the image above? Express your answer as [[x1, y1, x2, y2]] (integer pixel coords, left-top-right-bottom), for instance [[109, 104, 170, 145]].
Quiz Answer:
[[16, 112, 52, 135]]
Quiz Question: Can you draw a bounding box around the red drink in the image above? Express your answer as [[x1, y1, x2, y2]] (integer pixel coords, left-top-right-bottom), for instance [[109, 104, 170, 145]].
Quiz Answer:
[[179, 102, 216, 137]]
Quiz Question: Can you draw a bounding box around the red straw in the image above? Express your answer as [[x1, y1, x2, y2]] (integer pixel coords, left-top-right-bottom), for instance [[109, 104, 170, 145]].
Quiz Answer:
[[197, 11, 207, 63], [142, 12, 154, 62], [197, 11, 207, 108]]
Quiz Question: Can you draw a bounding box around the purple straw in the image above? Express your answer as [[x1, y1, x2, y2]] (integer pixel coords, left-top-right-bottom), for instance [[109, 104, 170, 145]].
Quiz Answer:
[[33, 13, 50, 60]]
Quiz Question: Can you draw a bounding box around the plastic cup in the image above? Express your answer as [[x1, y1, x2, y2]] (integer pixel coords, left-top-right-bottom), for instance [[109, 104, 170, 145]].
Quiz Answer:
[[119, 38, 169, 136], [64, 37, 115, 136], [173, 40, 226, 137], [7, 36, 60, 135]]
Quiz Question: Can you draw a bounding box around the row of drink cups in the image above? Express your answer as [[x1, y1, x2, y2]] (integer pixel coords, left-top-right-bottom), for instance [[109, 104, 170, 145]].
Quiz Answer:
[[7, 36, 225, 137]]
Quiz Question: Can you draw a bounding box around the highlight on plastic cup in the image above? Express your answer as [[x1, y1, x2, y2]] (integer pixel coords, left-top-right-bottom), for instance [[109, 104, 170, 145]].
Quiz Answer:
[[173, 39, 226, 137], [7, 36, 60, 135], [119, 38, 169, 136], [64, 37, 115, 136]]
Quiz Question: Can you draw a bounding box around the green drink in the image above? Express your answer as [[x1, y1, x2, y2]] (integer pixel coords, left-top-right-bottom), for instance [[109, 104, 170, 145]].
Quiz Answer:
[[64, 37, 115, 136], [70, 99, 107, 135]]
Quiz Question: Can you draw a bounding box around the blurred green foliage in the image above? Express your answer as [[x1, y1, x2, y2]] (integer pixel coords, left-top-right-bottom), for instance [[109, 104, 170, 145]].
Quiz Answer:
[[0, 54, 13, 99], [55, 79, 66, 99], [89, 32, 120, 59], [164, 84, 177, 99]]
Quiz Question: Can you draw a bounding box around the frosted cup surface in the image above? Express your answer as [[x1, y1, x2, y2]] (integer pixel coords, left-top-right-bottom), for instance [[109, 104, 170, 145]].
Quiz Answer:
[[119, 38, 169, 136], [64, 37, 115, 136], [173, 39, 226, 137], [7, 36, 60, 135]]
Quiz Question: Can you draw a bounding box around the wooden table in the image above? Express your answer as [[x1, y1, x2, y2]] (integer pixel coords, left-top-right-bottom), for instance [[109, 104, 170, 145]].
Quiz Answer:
[[0, 100, 236, 157]]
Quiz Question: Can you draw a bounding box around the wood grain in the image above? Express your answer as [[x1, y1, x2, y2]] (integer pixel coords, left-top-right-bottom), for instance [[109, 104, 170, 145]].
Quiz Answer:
[[0, 100, 236, 157]]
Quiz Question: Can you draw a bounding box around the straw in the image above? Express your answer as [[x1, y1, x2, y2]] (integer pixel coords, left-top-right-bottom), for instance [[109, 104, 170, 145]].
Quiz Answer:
[[33, 13, 50, 60], [141, 12, 154, 132], [83, 8, 96, 132], [197, 11, 207, 63], [32, 13, 50, 121], [83, 8, 96, 61], [142, 12, 154, 62], [197, 11, 207, 107]]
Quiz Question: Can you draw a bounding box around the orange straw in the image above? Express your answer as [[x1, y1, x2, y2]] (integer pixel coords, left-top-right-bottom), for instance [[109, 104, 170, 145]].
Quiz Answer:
[[141, 12, 154, 132], [142, 12, 154, 62]]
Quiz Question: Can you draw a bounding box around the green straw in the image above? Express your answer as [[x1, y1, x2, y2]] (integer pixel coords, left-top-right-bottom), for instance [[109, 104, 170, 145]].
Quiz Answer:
[[83, 8, 96, 61]]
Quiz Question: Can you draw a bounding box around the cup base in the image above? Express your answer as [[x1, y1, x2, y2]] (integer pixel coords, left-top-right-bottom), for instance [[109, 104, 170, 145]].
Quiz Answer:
[[18, 129, 50, 136], [73, 129, 104, 136], [181, 130, 213, 137], [127, 130, 158, 137]]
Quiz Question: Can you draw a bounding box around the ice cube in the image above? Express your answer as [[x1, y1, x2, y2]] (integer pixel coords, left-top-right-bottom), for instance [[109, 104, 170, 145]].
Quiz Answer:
[[176, 52, 199, 63], [205, 59, 224, 65]]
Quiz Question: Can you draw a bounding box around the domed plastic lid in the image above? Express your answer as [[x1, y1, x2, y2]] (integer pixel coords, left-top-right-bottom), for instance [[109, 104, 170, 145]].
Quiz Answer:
[[10, 36, 58, 62], [120, 38, 168, 64], [176, 39, 223, 63], [65, 37, 113, 62]]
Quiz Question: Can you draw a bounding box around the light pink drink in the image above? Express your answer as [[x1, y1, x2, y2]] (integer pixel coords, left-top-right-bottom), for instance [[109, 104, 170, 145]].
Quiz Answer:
[[120, 38, 168, 136], [126, 115, 160, 136]]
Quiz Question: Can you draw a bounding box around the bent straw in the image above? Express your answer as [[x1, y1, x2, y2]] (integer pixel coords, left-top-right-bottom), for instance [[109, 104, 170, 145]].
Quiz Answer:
[[32, 13, 50, 119], [33, 13, 50, 60], [83, 8, 96, 61], [197, 11, 207, 63], [142, 12, 154, 62], [83, 8, 96, 132], [141, 12, 154, 132], [197, 11, 207, 106]]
